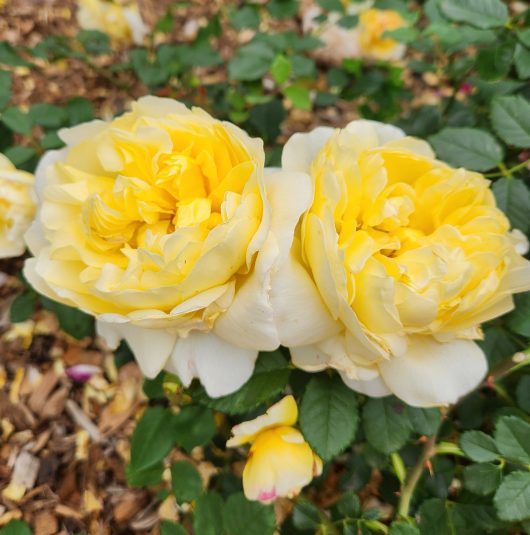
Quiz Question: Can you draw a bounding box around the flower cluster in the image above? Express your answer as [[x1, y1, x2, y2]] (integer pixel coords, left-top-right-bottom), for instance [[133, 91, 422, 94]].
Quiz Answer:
[[5, 96, 529, 503]]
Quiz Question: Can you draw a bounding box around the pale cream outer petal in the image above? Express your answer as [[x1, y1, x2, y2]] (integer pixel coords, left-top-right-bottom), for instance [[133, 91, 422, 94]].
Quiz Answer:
[[123, 7, 149, 45], [340, 372, 392, 397], [281, 127, 336, 174], [97, 320, 176, 378], [214, 170, 317, 350], [379, 336, 488, 407], [167, 331, 258, 398]]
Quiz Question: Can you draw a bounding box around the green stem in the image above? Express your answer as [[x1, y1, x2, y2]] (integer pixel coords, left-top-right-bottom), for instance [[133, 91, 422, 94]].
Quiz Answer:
[[397, 434, 438, 519], [484, 158, 530, 178]]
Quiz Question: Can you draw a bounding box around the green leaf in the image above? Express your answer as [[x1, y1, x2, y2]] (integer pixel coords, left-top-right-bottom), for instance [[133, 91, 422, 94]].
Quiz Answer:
[[173, 405, 215, 453], [223, 492, 275, 535], [1, 107, 33, 135], [40, 131, 64, 150], [516, 376, 530, 413], [160, 521, 187, 535], [65, 97, 94, 125], [292, 501, 321, 530], [228, 42, 275, 81], [477, 41, 515, 80], [3, 146, 36, 167], [284, 84, 311, 111], [492, 177, 530, 234], [270, 54, 292, 85], [418, 499, 467, 535], [193, 492, 225, 535], [299, 374, 359, 460], [125, 463, 164, 487], [247, 99, 285, 143], [494, 471, 530, 521], [507, 293, 530, 337], [514, 43, 530, 80], [142, 372, 166, 400], [317, 0, 344, 10], [407, 407, 441, 436], [440, 0, 508, 29], [0, 520, 33, 535], [192, 351, 290, 415], [389, 522, 420, 535], [479, 324, 520, 368], [77, 30, 111, 55], [463, 463, 503, 495], [229, 6, 260, 30], [171, 461, 203, 505], [40, 298, 95, 340], [396, 106, 442, 137], [0, 42, 31, 67], [267, 0, 299, 19], [30, 103, 67, 129], [336, 491, 361, 518], [494, 415, 530, 464], [383, 27, 419, 44], [10, 291, 36, 323], [338, 14, 359, 28], [291, 55, 316, 78], [518, 29, 530, 48], [363, 397, 411, 455], [127, 406, 176, 484], [460, 430, 499, 462], [429, 127, 504, 171], [490, 96, 530, 148], [0, 70, 12, 109], [129, 48, 168, 87]]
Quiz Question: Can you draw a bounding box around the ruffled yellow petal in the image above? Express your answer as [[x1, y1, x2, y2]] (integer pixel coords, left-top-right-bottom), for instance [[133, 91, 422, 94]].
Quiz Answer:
[[227, 396, 298, 447]]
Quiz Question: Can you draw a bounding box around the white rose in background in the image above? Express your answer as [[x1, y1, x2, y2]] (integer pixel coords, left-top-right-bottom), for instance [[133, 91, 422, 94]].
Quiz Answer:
[[77, 0, 148, 45], [301, 0, 407, 65], [0, 154, 36, 259], [272, 120, 530, 407], [24, 96, 312, 397]]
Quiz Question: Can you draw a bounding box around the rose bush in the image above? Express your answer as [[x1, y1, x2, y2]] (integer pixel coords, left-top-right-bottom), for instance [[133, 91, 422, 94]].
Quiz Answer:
[[23, 96, 312, 397], [275, 120, 530, 407]]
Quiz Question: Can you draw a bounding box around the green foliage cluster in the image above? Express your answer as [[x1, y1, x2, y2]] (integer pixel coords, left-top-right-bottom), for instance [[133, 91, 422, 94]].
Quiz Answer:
[[2, 0, 530, 533]]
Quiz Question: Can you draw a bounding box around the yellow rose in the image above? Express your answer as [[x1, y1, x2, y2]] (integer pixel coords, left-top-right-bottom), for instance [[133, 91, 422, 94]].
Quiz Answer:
[[227, 396, 322, 503], [24, 96, 312, 396], [77, 0, 148, 45], [358, 9, 407, 61], [277, 120, 530, 407], [0, 154, 36, 259]]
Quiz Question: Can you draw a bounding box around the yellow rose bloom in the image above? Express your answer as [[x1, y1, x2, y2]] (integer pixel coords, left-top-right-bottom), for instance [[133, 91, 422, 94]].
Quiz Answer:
[[0, 154, 36, 259], [24, 96, 313, 397], [358, 8, 406, 61], [277, 120, 530, 407], [77, 0, 148, 45], [227, 396, 322, 503]]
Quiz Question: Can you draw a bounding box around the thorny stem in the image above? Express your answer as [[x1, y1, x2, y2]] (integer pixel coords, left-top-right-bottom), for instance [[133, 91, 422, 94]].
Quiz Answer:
[[397, 433, 438, 519], [396, 352, 530, 519]]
